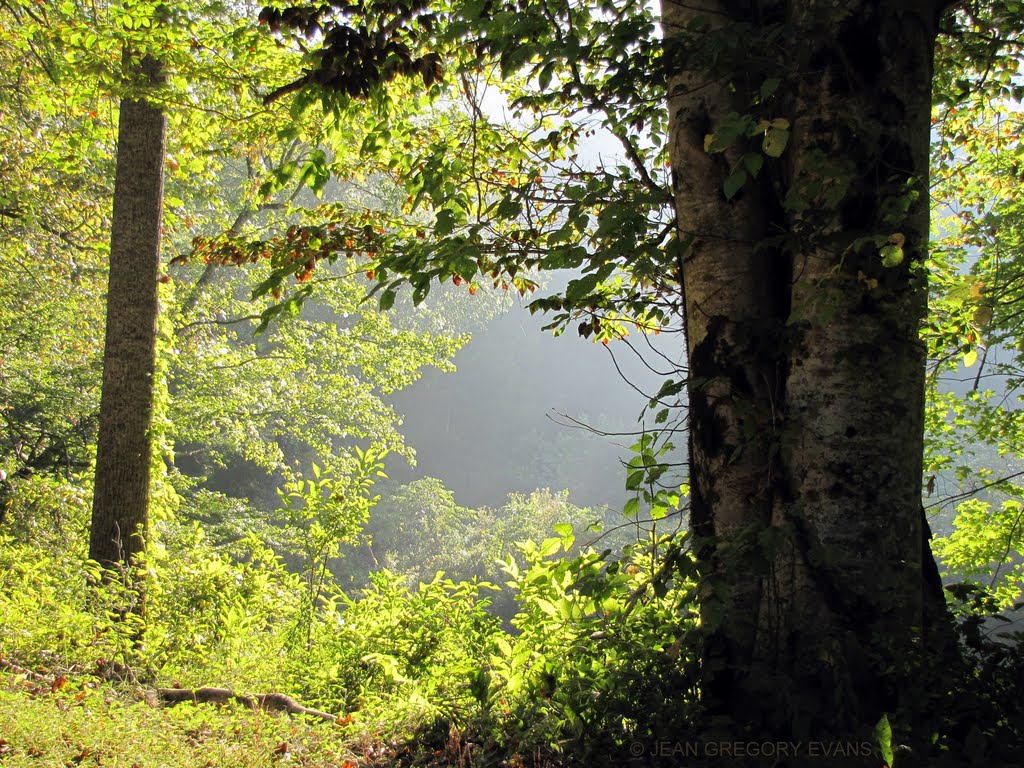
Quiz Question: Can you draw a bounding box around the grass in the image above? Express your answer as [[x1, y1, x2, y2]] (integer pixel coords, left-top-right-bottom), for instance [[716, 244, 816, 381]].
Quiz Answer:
[[0, 667, 509, 768], [0, 676, 360, 767]]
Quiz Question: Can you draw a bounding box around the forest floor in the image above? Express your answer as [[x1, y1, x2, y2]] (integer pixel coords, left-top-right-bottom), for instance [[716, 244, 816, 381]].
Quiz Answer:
[[0, 669, 502, 768]]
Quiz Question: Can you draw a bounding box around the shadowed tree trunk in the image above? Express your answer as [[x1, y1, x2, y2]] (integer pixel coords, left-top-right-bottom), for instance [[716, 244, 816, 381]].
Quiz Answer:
[[89, 53, 166, 587], [660, 0, 954, 747]]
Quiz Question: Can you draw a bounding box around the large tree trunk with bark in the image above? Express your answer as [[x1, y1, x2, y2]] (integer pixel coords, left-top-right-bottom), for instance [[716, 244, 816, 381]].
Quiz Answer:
[[661, 0, 953, 746], [89, 54, 166, 580]]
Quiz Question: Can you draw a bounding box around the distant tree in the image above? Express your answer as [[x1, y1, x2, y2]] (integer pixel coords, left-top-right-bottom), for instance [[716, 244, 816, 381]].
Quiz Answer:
[[340, 479, 622, 621], [89, 52, 166, 578]]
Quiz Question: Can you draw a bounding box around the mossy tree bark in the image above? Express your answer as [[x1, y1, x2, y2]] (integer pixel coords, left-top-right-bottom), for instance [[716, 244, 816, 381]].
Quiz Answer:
[[660, 0, 954, 745]]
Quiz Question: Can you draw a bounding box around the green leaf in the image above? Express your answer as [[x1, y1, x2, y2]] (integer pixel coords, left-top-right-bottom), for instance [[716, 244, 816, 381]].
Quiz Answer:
[[723, 169, 747, 200], [536, 598, 560, 618], [495, 194, 522, 220], [874, 714, 893, 767], [705, 112, 755, 153], [760, 78, 781, 100], [434, 208, 458, 237], [538, 61, 555, 91], [539, 537, 562, 557], [880, 244, 904, 267], [625, 470, 644, 491], [742, 153, 764, 177], [763, 127, 789, 158], [378, 288, 396, 311]]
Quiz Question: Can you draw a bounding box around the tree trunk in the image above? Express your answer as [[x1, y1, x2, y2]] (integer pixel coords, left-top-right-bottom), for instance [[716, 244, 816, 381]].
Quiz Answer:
[[661, 0, 951, 745], [89, 54, 166, 582]]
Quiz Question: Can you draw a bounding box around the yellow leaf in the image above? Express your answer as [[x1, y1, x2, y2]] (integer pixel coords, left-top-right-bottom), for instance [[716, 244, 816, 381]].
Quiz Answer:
[[703, 133, 714, 152], [763, 127, 789, 158], [963, 348, 978, 368], [857, 270, 878, 290]]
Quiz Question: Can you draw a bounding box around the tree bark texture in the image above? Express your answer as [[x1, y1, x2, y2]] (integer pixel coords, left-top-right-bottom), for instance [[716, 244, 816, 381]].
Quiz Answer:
[[89, 55, 166, 574], [661, 0, 950, 745]]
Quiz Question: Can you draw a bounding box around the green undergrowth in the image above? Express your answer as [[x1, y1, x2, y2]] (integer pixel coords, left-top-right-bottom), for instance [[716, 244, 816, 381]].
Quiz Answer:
[[0, 476, 700, 767], [0, 682, 358, 768], [6, 476, 1024, 765], [7, 481, 1024, 766]]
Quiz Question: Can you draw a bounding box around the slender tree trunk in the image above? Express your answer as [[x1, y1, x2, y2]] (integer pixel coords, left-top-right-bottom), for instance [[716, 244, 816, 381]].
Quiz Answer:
[[661, 0, 952, 745], [89, 54, 166, 582]]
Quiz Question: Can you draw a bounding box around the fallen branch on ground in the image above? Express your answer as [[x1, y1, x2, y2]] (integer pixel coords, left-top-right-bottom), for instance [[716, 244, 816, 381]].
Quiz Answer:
[[2, 657, 339, 723], [0, 656, 45, 681], [147, 687, 339, 723]]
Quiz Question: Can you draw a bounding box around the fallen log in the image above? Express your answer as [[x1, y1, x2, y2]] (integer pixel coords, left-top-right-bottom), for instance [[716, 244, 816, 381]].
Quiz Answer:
[[3, 657, 337, 724], [148, 686, 339, 723], [0, 656, 48, 681]]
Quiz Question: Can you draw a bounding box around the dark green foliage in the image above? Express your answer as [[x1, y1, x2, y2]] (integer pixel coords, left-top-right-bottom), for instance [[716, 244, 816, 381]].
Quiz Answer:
[[479, 535, 699, 759], [897, 584, 1024, 766]]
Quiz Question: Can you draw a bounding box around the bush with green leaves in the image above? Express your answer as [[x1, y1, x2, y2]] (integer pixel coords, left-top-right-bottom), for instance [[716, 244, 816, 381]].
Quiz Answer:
[[272, 450, 387, 644], [0, 471, 296, 687], [341, 480, 634, 603], [0, 473, 139, 671], [140, 518, 304, 690], [0, 471, 91, 550], [932, 493, 1024, 610], [0, 538, 140, 675], [285, 570, 501, 730], [480, 532, 700, 760]]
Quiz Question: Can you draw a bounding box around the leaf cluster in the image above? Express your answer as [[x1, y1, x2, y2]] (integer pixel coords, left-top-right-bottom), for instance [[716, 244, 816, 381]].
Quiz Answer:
[[260, 0, 444, 102]]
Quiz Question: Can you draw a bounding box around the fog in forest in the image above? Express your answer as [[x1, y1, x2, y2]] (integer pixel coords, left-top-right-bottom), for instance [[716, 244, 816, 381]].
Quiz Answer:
[[388, 296, 685, 513]]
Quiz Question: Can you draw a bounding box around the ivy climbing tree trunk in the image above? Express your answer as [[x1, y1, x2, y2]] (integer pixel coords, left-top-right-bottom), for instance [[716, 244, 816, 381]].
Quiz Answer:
[[89, 53, 166, 586], [661, 0, 953, 743]]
